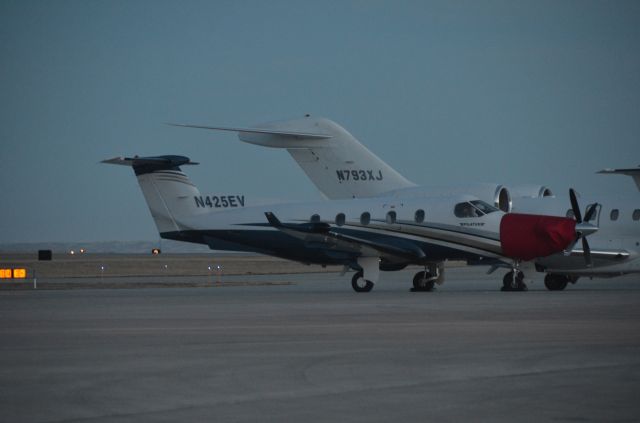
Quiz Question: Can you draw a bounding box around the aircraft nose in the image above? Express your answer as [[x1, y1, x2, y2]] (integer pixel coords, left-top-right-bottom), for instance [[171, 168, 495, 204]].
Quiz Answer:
[[499, 213, 576, 261]]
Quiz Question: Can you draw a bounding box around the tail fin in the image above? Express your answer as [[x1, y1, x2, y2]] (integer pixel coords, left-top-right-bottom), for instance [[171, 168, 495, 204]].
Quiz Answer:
[[102, 155, 203, 233], [170, 116, 416, 199]]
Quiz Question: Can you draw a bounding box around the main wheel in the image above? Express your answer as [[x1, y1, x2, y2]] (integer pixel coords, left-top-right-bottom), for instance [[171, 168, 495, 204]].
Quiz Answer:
[[412, 271, 435, 292], [544, 274, 569, 291], [502, 271, 526, 291], [351, 271, 374, 292]]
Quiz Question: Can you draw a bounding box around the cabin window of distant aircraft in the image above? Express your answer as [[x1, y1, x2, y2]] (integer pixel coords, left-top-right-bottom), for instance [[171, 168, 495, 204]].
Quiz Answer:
[[336, 213, 346, 226], [633, 209, 640, 221], [454, 200, 498, 218], [415, 209, 425, 223], [360, 212, 370, 225], [610, 209, 619, 221], [310, 214, 320, 223]]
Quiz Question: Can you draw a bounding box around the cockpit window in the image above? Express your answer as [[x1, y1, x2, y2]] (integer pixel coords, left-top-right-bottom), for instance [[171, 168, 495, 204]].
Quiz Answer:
[[470, 200, 498, 214], [454, 200, 498, 218]]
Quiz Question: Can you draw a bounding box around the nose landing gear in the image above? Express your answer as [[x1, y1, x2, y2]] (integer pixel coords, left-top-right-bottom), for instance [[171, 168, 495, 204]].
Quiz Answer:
[[501, 260, 528, 291]]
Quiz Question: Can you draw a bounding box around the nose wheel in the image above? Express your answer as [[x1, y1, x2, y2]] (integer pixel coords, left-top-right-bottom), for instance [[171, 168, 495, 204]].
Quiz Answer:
[[501, 270, 527, 291]]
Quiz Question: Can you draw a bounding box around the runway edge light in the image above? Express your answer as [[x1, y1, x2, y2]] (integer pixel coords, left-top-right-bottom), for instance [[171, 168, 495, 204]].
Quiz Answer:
[[0, 268, 28, 279]]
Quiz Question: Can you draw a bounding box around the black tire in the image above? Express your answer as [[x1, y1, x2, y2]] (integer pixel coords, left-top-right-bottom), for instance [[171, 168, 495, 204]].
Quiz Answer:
[[412, 271, 435, 292], [544, 274, 569, 291], [351, 271, 374, 292], [502, 271, 526, 291]]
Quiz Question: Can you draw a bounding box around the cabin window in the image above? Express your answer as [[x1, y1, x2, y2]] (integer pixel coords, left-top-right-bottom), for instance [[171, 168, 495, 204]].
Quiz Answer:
[[310, 214, 320, 223], [386, 211, 396, 224], [360, 212, 370, 225], [566, 209, 575, 219], [610, 209, 619, 221], [335, 213, 345, 226], [633, 209, 640, 221], [414, 209, 425, 223]]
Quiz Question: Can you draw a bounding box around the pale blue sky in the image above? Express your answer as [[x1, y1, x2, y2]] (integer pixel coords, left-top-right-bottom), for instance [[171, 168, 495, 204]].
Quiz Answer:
[[1, 0, 639, 243]]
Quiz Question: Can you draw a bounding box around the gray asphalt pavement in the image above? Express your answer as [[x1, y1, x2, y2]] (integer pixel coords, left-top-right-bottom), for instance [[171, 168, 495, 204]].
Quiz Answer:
[[1, 267, 639, 422]]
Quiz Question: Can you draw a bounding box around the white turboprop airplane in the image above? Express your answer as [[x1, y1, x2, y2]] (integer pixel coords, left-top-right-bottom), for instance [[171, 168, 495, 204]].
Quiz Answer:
[[104, 117, 587, 293], [510, 173, 640, 290], [167, 116, 639, 291]]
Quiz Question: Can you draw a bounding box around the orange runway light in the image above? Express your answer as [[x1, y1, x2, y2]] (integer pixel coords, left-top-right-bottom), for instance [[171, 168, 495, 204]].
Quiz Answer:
[[13, 268, 27, 279], [0, 268, 27, 279]]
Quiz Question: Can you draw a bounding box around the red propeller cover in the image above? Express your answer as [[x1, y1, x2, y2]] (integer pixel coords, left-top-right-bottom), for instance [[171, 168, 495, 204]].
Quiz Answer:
[[500, 213, 576, 261]]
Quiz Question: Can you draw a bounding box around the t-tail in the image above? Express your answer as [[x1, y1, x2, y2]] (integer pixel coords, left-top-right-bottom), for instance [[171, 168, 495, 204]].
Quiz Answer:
[[169, 115, 416, 199], [102, 155, 203, 234]]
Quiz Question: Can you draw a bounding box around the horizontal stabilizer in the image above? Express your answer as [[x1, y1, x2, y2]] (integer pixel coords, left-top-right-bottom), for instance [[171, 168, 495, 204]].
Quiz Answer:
[[102, 155, 198, 167], [598, 166, 640, 191], [102, 155, 198, 176], [167, 123, 332, 140]]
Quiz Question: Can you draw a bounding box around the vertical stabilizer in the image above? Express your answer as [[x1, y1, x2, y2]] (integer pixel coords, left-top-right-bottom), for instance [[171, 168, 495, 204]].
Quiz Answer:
[[170, 116, 416, 199], [102, 155, 203, 233]]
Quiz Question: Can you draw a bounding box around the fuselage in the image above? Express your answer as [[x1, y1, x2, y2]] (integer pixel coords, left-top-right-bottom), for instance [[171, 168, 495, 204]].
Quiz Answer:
[[167, 194, 506, 268]]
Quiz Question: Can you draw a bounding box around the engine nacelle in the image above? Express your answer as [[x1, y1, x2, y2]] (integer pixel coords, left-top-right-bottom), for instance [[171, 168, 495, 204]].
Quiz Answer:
[[508, 185, 553, 211], [508, 184, 553, 199]]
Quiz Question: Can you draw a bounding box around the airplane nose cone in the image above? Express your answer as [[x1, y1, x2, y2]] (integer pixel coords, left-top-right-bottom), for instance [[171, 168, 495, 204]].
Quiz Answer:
[[500, 213, 576, 261]]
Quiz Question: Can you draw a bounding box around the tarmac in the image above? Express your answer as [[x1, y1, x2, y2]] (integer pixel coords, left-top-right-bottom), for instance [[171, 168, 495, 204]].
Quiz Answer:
[[1, 266, 639, 422]]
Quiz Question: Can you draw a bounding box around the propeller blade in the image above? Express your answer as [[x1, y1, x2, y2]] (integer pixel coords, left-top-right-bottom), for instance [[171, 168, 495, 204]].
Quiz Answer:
[[566, 190, 598, 267], [569, 189, 582, 223], [581, 237, 592, 267], [584, 203, 598, 222], [563, 238, 579, 256]]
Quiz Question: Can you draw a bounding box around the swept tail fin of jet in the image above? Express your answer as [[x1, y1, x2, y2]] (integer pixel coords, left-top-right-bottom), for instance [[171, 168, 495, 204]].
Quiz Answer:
[[170, 115, 416, 199]]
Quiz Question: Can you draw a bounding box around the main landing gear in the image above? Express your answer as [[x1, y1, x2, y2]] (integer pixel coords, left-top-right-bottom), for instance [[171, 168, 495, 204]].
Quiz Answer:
[[351, 271, 374, 293], [544, 274, 578, 291], [411, 263, 443, 292]]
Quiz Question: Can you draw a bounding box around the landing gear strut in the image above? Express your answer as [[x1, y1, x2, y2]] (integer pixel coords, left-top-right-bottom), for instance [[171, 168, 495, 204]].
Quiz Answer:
[[351, 271, 374, 293], [501, 261, 527, 291]]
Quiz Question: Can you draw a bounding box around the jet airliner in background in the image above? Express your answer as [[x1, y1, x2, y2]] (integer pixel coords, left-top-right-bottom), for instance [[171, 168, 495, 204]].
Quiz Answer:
[[164, 115, 639, 290], [104, 115, 607, 292]]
